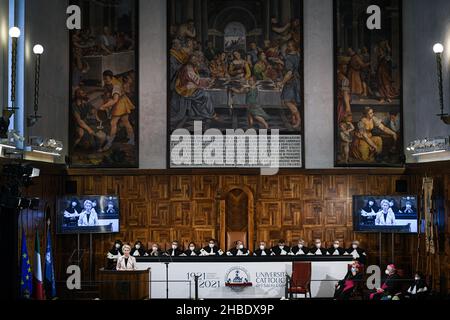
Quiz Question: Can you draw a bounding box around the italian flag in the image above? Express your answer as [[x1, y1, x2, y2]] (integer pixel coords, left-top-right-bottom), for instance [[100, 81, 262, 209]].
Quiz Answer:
[[33, 230, 45, 300]]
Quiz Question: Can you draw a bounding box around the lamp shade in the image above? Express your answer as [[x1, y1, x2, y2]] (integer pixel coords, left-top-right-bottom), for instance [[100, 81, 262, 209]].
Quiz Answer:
[[9, 27, 21, 38], [33, 44, 44, 55], [433, 43, 444, 54]]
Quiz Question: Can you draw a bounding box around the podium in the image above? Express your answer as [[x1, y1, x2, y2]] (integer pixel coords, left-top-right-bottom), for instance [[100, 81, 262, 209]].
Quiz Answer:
[[99, 268, 150, 300]]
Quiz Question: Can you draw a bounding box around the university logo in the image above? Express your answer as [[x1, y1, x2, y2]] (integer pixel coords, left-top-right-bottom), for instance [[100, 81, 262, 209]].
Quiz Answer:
[[224, 266, 252, 292]]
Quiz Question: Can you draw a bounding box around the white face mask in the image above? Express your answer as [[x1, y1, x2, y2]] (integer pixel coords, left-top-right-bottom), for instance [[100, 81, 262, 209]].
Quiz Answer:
[[333, 244, 339, 249], [238, 245, 244, 250], [209, 243, 215, 248], [298, 244, 303, 248], [415, 277, 420, 281], [115, 244, 121, 249], [315, 243, 321, 248], [351, 267, 357, 273], [279, 245, 284, 249], [259, 245, 265, 250], [152, 247, 158, 251], [189, 246, 195, 251], [352, 244, 358, 249], [172, 245, 177, 250], [385, 269, 390, 275], [135, 244, 140, 249]]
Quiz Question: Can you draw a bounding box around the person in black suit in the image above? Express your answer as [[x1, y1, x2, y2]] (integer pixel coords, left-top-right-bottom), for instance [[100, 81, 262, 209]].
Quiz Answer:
[[271, 239, 290, 256], [328, 240, 345, 255], [254, 241, 272, 256], [405, 272, 428, 299], [147, 243, 163, 256], [227, 240, 250, 256], [165, 240, 184, 256], [201, 239, 223, 256], [308, 239, 329, 255], [290, 239, 309, 255], [184, 242, 201, 256], [131, 240, 146, 257]]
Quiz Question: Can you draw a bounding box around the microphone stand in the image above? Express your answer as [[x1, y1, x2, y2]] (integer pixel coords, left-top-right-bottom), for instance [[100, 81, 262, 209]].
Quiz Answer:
[[165, 261, 169, 299]]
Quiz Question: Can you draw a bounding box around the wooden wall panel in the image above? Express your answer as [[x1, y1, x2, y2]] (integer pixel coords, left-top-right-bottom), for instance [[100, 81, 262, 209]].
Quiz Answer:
[[15, 168, 445, 293]]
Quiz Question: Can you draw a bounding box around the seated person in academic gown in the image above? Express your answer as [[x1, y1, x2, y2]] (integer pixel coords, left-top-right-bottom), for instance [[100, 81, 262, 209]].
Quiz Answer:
[[344, 240, 367, 265], [164, 240, 184, 257], [227, 240, 250, 256], [106, 240, 123, 270], [405, 272, 428, 300], [184, 242, 201, 256], [328, 240, 345, 256], [289, 239, 309, 255], [308, 239, 329, 255], [271, 239, 290, 256], [147, 243, 164, 256], [200, 239, 224, 256], [369, 264, 402, 300], [334, 261, 363, 300], [131, 240, 147, 257], [401, 201, 416, 215], [254, 241, 272, 256]]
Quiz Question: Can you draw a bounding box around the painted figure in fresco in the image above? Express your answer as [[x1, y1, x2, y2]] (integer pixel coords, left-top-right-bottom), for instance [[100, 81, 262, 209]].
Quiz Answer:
[[376, 40, 399, 103], [174, 54, 218, 121], [210, 52, 229, 79], [279, 40, 301, 129], [72, 88, 106, 150], [347, 48, 370, 97], [253, 51, 278, 81], [351, 107, 397, 162], [176, 19, 197, 44], [337, 57, 351, 124], [100, 70, 136, 152], [228, 51, 252, 79], [231, 77, 270, 129], [339, 112, 355, 164]]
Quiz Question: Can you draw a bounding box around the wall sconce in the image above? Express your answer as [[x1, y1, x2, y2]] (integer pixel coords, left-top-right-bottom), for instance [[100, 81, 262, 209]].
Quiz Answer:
[[433, 43, 450, 125], [27, 44, 44, 127], [0, 27, 21, 139]]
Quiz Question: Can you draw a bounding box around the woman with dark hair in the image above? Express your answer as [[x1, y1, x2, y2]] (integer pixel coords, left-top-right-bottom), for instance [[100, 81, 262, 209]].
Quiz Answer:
[[63, 199, 81, 227], [360, 197, 379, 225], [131, 240, 146, 257], [405, 272, 428, 299], [184, 242, 200, 256], [106, 240, 123, 270]]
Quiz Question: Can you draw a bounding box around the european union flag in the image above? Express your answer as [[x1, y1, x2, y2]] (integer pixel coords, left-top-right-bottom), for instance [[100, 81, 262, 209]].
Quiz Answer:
[[44, 224, 56, 298], [20, 228, 32, 299]]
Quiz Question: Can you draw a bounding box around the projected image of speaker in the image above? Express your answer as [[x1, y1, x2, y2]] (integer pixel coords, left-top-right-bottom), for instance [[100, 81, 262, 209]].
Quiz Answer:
[[353, 195, 418, 233]]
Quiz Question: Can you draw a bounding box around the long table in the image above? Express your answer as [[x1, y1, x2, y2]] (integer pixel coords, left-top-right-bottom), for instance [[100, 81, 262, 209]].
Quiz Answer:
[[136, 256, 353, 299]]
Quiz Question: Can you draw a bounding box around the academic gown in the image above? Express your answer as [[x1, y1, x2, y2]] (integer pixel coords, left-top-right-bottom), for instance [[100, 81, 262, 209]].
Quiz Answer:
[[165, 248, 184, 257], [201, 246, 222, 256], [290, 246, 309, 255], [184, 249, 201, 256], [327, 247, 345, 256], [106, 247, 123, 270], [308, 247, 329, 255], [131, 247, 146, 257], [253, 249, 272, 256], [271, 246, 290, 256], [345, 247, 367, 265], [227, 248, 250, 256], [147, 249, 163, 257], [406, 280, 428, 299]]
